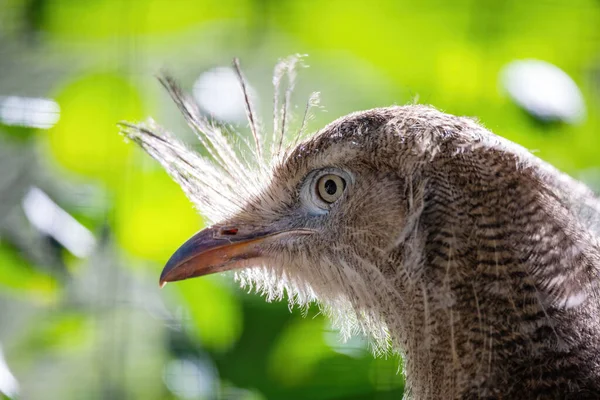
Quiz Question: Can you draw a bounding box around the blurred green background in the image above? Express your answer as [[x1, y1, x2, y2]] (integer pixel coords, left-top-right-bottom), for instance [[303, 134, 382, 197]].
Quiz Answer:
[[0, 0, 599, 399]]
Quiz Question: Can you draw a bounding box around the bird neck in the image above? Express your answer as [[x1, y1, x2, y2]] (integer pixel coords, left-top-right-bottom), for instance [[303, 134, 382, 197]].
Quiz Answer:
[[388, 160, 600, 399]]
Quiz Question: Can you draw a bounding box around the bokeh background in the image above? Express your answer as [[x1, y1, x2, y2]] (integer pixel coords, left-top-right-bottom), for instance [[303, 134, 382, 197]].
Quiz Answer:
[[1, 1, 599, 399]]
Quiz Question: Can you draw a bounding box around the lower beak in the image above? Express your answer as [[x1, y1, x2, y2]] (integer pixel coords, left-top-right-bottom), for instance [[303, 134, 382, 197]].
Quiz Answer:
[[159, 224, 312, 287]]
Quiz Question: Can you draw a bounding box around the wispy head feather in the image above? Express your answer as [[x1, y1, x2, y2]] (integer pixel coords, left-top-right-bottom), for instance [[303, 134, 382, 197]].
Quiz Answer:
[[120, 56, 319, 224]]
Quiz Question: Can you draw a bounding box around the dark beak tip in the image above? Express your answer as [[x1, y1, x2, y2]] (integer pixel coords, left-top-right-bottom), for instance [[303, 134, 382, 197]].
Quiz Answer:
[[158, 265, 172, 287], [158, 269, 170, 288], [158, 261, 180, 287]]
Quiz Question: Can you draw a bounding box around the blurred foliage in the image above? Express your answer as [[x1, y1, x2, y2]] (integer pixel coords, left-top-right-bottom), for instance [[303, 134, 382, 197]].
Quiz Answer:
[[0, 242, 57, 302], [0, 0, 599, 399], [46, 73, 141, 187], [116, 167, 201, 262]]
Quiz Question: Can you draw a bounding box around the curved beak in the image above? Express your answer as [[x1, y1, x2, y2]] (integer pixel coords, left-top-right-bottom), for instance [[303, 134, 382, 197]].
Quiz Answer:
[[159, 224, 312, 287]]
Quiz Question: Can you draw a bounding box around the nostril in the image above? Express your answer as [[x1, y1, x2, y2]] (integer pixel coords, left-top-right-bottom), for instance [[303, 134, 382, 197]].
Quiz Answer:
[[220, 227, 239, 236]]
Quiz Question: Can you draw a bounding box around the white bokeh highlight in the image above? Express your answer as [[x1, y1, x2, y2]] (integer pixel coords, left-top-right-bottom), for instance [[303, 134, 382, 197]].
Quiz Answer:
[[193, 67, 252, 123], [0, 345, 18, 399], [22, 187, 96, 258], [0, 96, 60, 129], [163, 357, 217, 400], [501, 60, 586, 124]]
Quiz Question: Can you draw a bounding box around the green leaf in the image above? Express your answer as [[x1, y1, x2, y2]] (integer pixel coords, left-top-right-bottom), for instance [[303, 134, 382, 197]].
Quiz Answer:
[[115, 165, 202, 263], [172, 277, 243, 352], [0, 243, 59, 304], [42, 0, 250, 40], [268, 317, 333, 386], [45, 73, 142, 189]]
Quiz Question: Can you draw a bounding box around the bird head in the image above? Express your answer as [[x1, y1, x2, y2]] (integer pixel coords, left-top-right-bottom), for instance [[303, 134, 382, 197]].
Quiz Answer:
[[154, 105, 433, 346]]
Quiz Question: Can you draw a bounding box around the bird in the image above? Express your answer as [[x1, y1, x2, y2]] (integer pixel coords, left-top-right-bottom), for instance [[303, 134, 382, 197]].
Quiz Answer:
[[121, 57, 600, 399]]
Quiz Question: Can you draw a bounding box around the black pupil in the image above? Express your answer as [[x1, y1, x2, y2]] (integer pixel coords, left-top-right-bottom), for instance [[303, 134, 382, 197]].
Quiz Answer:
[[324, 179, 337, 195]]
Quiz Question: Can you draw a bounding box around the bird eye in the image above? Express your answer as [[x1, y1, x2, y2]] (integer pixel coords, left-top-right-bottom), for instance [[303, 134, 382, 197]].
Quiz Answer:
[[316, 174, 346, 203], [300, 168, 353, 215]]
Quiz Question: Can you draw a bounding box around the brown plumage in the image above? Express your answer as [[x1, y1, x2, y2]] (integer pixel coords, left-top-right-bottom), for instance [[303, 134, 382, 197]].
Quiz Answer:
[[121, 59, 600, 399]]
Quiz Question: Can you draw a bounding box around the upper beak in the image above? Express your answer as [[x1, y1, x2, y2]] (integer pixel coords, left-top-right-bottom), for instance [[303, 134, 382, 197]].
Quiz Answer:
[[159, 224, 312, 287]]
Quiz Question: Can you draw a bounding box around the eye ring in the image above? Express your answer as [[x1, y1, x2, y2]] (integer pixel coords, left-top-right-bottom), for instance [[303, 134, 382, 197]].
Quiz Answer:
[[316, 174, 346, 204], [300, 168, 353, 215]]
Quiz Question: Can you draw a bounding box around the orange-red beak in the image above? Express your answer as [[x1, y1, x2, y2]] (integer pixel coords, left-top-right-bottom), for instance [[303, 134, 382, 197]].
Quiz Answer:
[[159, 224, 312, 287]]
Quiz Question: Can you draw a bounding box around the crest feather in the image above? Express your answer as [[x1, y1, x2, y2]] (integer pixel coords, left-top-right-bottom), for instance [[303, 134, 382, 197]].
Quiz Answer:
[[119, 56, 318, 223]]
